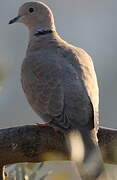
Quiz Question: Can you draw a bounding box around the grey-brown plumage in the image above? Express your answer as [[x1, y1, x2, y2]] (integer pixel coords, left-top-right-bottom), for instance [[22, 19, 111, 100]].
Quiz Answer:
[[9, 1, 104, 179], [22, 37, 98, 133]]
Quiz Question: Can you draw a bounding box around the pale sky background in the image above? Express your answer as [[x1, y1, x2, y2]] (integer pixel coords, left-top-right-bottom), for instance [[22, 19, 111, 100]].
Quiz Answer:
[[0, 0, 117, 128]]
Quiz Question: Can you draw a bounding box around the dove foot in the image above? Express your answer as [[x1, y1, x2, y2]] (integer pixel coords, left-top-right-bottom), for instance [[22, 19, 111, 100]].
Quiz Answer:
[[35, 122, 60, 132]]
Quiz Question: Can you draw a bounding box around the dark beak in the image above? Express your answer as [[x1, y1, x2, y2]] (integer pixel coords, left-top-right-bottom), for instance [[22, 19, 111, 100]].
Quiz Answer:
[[9, 15, 21, 24]]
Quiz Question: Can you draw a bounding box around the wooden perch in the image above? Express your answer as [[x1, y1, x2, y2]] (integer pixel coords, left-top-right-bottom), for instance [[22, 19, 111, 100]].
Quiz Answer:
[[98, 126, 117, 164], [0, 124, 117, 179]]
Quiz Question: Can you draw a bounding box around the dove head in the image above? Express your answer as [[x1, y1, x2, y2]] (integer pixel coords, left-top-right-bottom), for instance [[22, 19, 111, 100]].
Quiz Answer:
[[9, 1, 56, 33]]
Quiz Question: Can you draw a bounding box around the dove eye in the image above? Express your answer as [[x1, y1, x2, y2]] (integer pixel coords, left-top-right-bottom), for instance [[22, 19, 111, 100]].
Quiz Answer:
[[29, 7, 34, 13]]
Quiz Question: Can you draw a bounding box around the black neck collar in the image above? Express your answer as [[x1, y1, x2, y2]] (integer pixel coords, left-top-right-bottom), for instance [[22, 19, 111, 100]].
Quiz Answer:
[[34, 29, 54, 36]]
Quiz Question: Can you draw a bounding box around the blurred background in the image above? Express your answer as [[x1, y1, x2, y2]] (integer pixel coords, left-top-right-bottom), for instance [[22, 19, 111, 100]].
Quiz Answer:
[[0, 0, 117, 128]]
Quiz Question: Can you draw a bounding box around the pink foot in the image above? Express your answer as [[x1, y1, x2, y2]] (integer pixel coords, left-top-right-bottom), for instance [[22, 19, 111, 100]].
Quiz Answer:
[[35, 122, 60, 132], [35, 122, 48, 126]]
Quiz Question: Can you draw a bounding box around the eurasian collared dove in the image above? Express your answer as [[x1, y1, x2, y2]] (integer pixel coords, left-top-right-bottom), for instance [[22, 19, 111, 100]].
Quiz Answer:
[[9, 1, 104, 179]]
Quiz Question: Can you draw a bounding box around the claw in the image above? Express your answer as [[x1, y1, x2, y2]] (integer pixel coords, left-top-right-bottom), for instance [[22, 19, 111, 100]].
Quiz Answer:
[[35, 122, 60, 132]]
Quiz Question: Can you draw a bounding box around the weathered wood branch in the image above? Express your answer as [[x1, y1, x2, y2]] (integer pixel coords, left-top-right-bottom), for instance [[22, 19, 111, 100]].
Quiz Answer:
[[98, 126, 117, 164], [0, 125, 117, 169], [0, 125, 69, 167]]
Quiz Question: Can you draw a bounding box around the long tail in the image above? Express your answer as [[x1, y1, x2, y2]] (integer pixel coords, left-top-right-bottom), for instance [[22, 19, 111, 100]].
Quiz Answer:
[[68, 128, 106, 179]]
